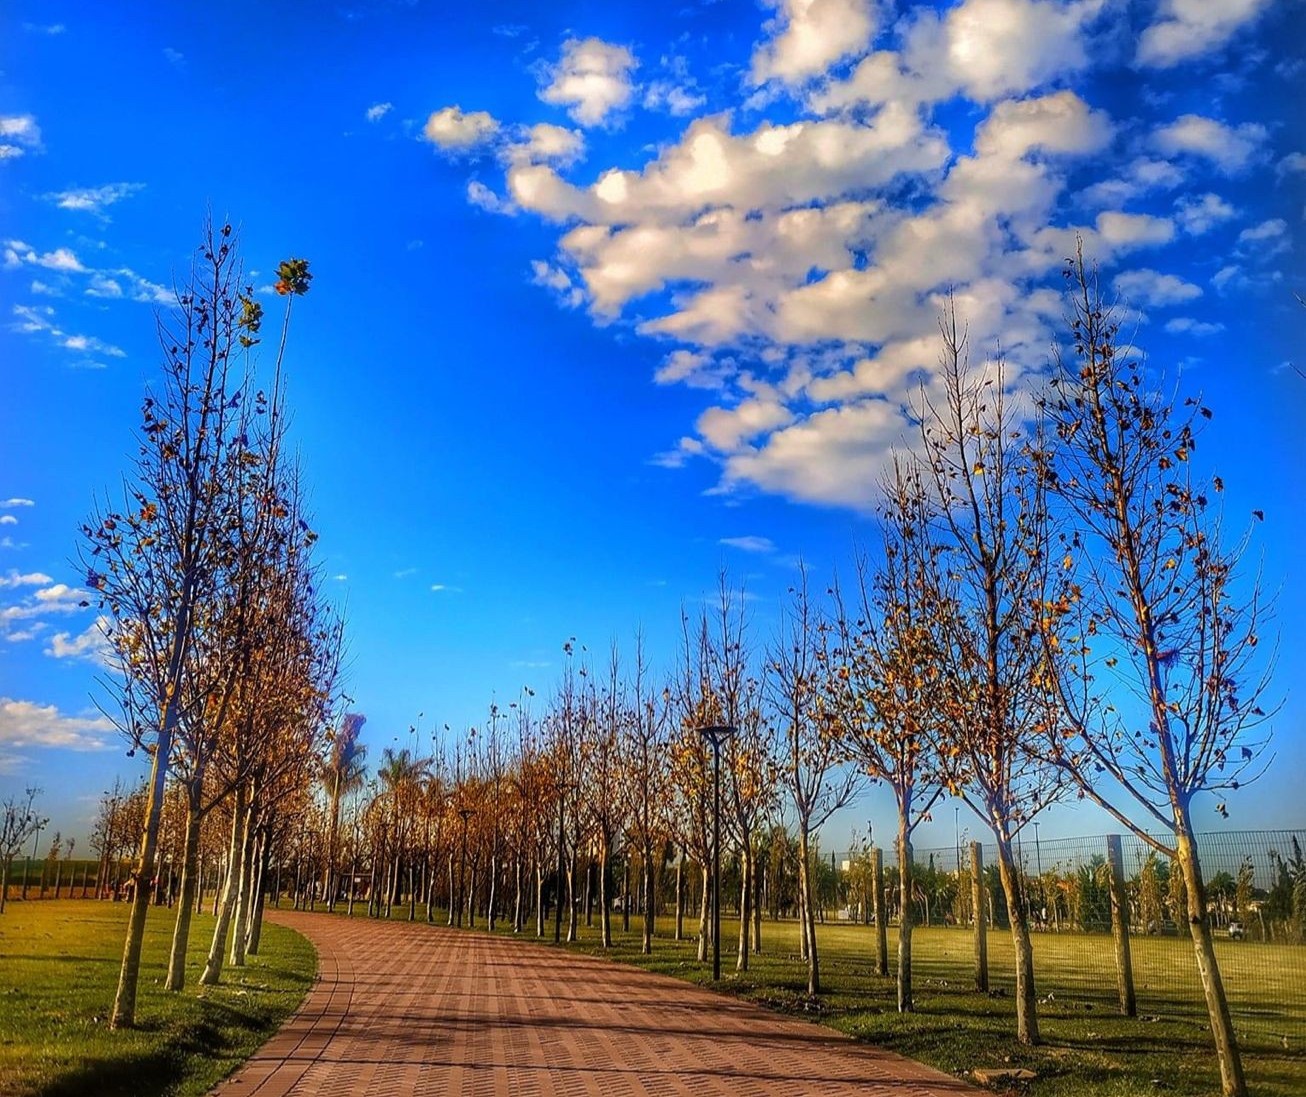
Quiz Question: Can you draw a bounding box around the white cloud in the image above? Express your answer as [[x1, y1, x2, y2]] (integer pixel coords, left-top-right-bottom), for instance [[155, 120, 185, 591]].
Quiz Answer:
[[751, 0, 876, 85], [45, 616, 112, 663], [719, 535, 777, 553], [0, 570, 51, 588], [502, 122, 586, 168], [45, 182, 145, 217], [366, 102, 393, 122], [817, 0, 1105, 110], [423, 105, 500, 149], [0, 698, 115, 751], [1113, 268, 1202, 307], [0, 516, 15, 526], [644, 81, 707, 117], [430, 583, 463, 593], [467, 181, 516, 215], [1138, 0, 1272, 68], [1278, 152, 1306, 179], [23, 22, 66, 34], [538, 38, 638, 127], [1153, 114, 1266, 174], [0, 114, 42, 157], [1165, 317, 1224, 336], [1174, 192, 1237, 234], [4, 241, 87, 272], [1, 499, 34, 508], [1236, 218, 1287, 245]]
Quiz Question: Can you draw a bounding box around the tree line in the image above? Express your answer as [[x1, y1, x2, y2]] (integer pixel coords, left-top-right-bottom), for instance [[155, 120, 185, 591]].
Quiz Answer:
[[19, 229, 1270, 1097]]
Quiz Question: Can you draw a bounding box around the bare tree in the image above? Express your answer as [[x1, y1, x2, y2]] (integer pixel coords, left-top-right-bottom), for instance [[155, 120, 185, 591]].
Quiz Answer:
[[0, 786, 46, 914], [86, 223, 309, 1027], [771, 567, 860, 994], [830, 461, 947, 1011], [1035, 254, 1274, 1097], [918, 311, 1060, 1045]]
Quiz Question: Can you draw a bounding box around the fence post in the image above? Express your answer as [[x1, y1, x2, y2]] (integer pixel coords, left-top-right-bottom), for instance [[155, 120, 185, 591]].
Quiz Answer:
[[871, 846, 888, 977], [971, 841, 988, 992], [1106, 834, 1137, 1017]]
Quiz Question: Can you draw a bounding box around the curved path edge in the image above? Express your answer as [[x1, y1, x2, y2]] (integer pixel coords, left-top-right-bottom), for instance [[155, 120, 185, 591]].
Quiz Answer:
[[212, 909, 978, 1097]]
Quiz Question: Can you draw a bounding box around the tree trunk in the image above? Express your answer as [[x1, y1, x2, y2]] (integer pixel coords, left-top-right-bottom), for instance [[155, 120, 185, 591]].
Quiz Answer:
[[200, 784, 248, 987], [995, 833, 1039, 1045], [230, 795, 259, 967], [641, 842, 655, 955], [110, 691, 178, 1029], [896, 821, 913, 1012], [165, 790, 203, 991], [599, 835, 613, 948], [753, 857, 763, 954], [1175, 816, 1245, 1096], [246, 833, 270, 956], [697, 864, 710, 962], [674, 850, 684, 941], [736, 844, 751, 972], [488, 850, 499, 931], [513, 857, 524, 932], [798, 826, 819, 994], [535, 861, 545, 937]]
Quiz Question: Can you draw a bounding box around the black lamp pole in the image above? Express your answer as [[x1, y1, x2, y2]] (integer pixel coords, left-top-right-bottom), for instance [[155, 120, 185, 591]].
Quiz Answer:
[[698, 725, 735, 981]]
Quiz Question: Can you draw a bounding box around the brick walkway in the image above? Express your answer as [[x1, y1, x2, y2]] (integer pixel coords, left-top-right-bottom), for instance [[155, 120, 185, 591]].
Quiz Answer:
[[213, 910, 975, 1097]]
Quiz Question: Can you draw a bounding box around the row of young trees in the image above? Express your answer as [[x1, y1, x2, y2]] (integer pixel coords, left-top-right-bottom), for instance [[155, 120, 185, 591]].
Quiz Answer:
[[72, 234, 1266, 1097], [80, 223, 344, 1028], [300, 253, 1262, 1096]]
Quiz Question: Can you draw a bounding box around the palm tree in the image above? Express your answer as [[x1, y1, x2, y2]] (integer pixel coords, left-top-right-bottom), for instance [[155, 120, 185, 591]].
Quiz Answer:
[[376, 746, 431, 918], [322, 714, 368, 911]]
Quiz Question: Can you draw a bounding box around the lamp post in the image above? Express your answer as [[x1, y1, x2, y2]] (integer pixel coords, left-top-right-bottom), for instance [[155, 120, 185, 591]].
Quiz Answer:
[[697, 724, 735, 981], [457, 807, 474, 928]]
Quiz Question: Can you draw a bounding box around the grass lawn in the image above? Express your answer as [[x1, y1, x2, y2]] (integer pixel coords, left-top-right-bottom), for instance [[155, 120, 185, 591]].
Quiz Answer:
[[0, 899, 315, 1097], [332, 899, 1304, 1096]]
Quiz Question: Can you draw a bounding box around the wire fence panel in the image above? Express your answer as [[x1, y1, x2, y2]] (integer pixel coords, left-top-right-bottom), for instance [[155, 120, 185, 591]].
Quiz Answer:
[[835, 829, 1306, 1044]]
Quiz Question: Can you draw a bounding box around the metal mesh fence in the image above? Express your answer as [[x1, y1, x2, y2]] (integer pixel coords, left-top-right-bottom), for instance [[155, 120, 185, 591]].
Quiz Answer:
[[835, 829, 1306, 1043]]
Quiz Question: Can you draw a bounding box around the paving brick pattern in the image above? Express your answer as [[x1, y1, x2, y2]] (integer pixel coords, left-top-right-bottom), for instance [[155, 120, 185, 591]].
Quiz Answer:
[[213, 910, 975, 1097]]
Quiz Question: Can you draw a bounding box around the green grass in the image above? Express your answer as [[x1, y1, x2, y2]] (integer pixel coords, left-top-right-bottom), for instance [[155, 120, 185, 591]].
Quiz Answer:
[[0, 899, 316, 1097], [333, 899, 1304, 1097]]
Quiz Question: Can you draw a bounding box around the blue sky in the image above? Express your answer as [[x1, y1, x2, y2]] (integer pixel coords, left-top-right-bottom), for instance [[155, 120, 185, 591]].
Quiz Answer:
[[1, 0, 1303, 852]]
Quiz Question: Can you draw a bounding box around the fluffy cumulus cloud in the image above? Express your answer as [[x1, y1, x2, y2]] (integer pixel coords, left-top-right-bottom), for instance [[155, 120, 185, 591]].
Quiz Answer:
[[1113, 268, 1202, 307], [751, 0, 877, 85], [45, 615, 112, 663], [0, 698, 115, 751], [422, 0, 1285, 509], [423, 105, 500, 150], [538, 38, 638, 127], [0, 114, 41, 161], [1137, 0, 1272, 68], [817, 0, 1105, 111], [1153, 115, 1266, 174]]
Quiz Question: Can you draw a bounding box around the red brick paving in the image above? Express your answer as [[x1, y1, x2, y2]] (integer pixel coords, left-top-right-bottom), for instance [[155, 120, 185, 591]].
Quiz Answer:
[[212, 910, 976, 1097]]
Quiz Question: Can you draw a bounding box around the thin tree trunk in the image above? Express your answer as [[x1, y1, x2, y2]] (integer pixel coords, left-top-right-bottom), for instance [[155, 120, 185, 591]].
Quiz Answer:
[[165, 790, 203, 991], [599, 836, 613, 948], [200, 785, 248, 986], [736, 844, 751, 972], [995, 833, 1039, 1045], [1176, 817, 1245, 1096], [798, 826, 819, 994], [674, 850, 684, 941], [247, 833, 270, 955], [110, 676, 183, 1028], [897, 820, 914, 1013], [697, 864, 710, 962], [230, 795, 259, 967], [642, 842, 654, 955]]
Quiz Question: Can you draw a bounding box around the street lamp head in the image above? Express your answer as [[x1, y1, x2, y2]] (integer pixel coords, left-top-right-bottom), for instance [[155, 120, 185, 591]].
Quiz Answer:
[[697, 724, 737, 746]]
